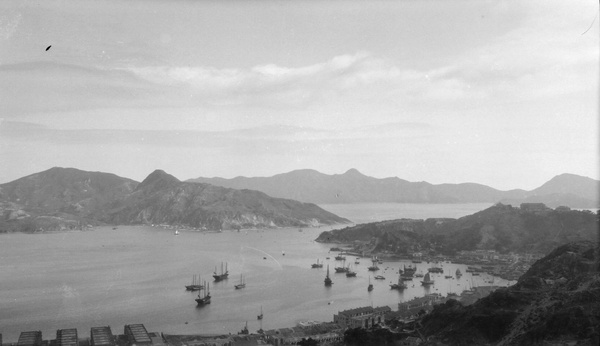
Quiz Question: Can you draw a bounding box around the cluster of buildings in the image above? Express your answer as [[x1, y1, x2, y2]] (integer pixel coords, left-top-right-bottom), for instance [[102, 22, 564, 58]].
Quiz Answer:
[[1, 306, 398, 346], [3, 284, 512, 346], [1, 325, 165, 346]]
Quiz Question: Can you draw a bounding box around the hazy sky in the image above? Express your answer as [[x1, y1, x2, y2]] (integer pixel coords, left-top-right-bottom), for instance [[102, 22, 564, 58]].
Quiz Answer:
[[0, 0, 598, 190]]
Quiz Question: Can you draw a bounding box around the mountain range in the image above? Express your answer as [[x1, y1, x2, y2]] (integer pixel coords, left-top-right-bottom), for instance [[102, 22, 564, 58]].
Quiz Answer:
[[0, 167, 348, 233], [188, 169, 599, 208]]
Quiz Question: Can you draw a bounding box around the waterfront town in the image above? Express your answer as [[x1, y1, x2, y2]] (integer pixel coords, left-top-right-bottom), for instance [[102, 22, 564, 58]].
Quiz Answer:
[[0, 284, 510, 346]]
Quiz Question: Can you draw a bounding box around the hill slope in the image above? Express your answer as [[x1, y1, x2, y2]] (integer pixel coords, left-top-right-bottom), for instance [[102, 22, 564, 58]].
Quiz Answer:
[[0, 168, 349, 232], [419, 241, 600, 345], [106, 170, 349, 229], [316, 203, 598, 254], [189, 169, 598, 208]]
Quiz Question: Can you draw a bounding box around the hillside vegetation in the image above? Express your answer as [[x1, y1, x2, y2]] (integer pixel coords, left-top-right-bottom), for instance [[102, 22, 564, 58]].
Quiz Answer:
[[419, 241, 600, 345], [316, 204, 598, 254], [0, 167, 349, 232]]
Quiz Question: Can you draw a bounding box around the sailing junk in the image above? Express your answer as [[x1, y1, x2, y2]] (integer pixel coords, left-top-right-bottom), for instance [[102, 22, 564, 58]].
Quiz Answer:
[[195, 281, 211, 305], [420, 272, 435, 286], [390, 270, 407, 290], [368, 277, 373, 291], [213, 262, 229, 281], [367, 257, 380, 271], [257, 306, 263, 320], [311, 259, 323, 268], [324, 265, 333, 286], [345, 264, 357, 277], [334, 259, 349, 273], [234, 274, 246, 289], [185, 274, 204, 291]]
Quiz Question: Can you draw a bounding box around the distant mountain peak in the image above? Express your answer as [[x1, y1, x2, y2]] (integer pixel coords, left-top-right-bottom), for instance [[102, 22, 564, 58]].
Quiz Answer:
[[343, 168, 363, 176], [137, 169, 180, 191]]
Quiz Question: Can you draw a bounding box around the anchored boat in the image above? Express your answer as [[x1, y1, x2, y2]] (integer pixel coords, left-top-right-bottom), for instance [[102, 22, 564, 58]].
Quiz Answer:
[[213, 262, 229, 281], [185, 274, 204, 291], [195, 282, 211, 305], [324, 265, 333, 286], [420, 272, 435, 286], [234, 274, 246, 289]]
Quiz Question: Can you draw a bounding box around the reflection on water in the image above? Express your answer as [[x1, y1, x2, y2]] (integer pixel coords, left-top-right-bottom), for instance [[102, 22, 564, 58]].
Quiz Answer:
[[0, 203, 508, 341]]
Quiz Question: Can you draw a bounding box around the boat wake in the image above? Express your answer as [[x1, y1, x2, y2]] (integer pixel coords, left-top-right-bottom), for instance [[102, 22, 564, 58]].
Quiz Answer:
[[240, 246, 283, 270]]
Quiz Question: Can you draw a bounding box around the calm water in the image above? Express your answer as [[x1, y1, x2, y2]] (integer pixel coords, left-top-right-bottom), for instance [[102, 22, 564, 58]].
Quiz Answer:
[[0, 203, 505, 341]]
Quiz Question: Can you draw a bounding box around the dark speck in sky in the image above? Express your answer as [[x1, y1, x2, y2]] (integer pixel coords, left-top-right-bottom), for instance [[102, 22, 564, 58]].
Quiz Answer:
[[46, 45, 51, 51]]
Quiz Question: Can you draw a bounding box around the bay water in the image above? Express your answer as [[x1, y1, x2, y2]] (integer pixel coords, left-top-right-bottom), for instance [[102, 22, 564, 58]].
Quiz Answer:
[[0, 203, 505, 341]]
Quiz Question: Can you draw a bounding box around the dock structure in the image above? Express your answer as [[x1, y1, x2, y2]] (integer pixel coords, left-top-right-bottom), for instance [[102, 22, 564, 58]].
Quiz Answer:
[[90, 327, 115, 346], [123, 325, 152, 346], [56, 329, 78, 346], [17, 331, 42, 346]]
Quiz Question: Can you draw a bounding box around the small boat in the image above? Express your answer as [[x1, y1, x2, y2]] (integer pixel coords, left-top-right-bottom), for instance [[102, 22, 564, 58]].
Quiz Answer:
[[368, 277, 373, 292], [239, 321, 249, 335], [257, 306, 263, 320], [324, 265, 333, 286], [374, 275, 385, 280], [195, 282, 211, 305], [234, 274, 246, 289], [334, 253, 346, 261], [213, 262, 229, 281], [445, 275, 453, 279], [311, 259, 323, 268], [421, 272, 434, 286]]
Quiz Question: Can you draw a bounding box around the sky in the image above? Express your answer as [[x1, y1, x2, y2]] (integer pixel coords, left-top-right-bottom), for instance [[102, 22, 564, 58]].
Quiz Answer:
[[0, 0, 598, 191]]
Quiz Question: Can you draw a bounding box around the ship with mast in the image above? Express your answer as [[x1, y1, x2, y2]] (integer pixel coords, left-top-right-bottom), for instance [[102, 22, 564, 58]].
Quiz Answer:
[[368, 277, 373, 291], [367, 257, 380, 271], [195, 281, 211, 305], [257, 306, 263, 320], [324, 265, 333, 286], [420, 272, 435, 286], [345, 264, 357, 277], [334, 259, 349, 273], [311, 259, 323, 268], [400, 264, 416, 281], [390, 274, 407, 290], [234, 274, 246, 289], [213, 262, 229, 281], [334, 252, 346, 261], [185, 274, 204, 291]]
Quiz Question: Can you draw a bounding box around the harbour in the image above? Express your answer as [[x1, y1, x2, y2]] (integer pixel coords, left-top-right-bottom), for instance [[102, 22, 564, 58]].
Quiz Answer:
[[0, 203, 512, 342]]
